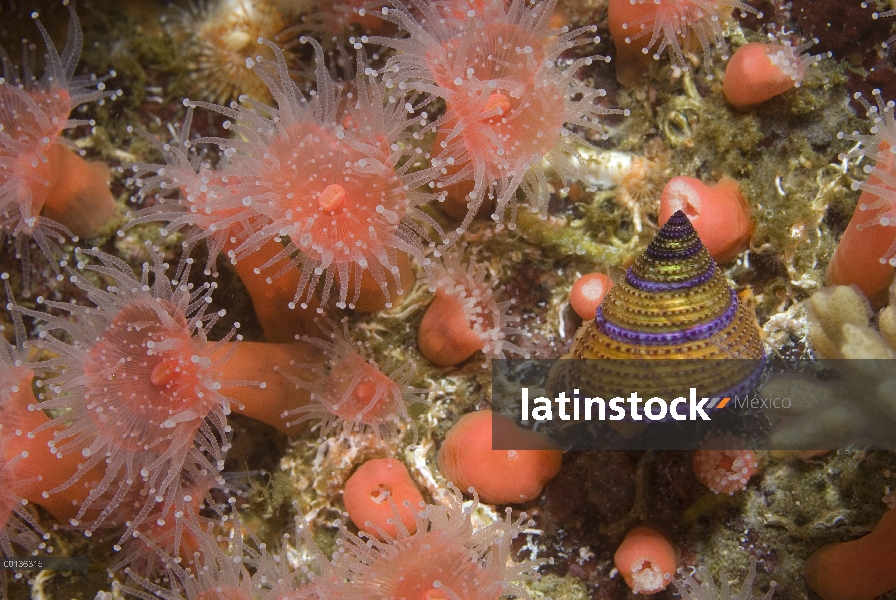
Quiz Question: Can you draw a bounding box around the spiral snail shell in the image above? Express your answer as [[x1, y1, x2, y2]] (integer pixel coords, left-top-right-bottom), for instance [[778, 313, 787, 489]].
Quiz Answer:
[[560, 210, 765, 400]]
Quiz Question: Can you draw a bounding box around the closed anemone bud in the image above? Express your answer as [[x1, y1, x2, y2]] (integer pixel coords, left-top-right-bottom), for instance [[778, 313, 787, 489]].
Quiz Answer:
[[343, 458, 424, 539], [723, 39, 829, 111], [418, 251, 528, 367], [659, 176, 753, 263], [281, 319, 426, 440], [614, 525, 678, 594], [437, 410, 562, 504], [569, 272, 614, 320]]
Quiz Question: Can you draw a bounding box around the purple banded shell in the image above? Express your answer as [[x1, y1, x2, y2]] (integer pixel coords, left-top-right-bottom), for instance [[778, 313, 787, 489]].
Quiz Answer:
[[559, 210, 765, 401]]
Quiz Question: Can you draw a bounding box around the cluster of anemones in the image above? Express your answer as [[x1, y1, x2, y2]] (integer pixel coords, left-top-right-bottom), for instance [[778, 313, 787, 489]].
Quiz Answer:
[[1, 0, 575, 593], [11, 0, 884, 598]]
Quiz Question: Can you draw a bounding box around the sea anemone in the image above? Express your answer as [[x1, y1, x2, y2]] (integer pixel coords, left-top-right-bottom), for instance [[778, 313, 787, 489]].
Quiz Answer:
[[280, 319, 426, 440], [302, 484, 547, 599], [123, 508, 305, 599], [0, 322, 51, 567], [0, 451, 47, 592], [675, 556, 776, 600], [437, 410, 562, 504], [0, 2, 117, 287], [614, 525, 678, 594], [13, 246, 243, 540], [723, 38, 829, 112], [658, 176, 753, 263], [124, 106, 325, 342], [367, 0, 626, 236], [125, 105, 246, 269], [804, 509, 896, 600], [166, 0, 300, 104], [0, 291, 106, 523], [828, 89, 896, 305], [569, 272, 613, 321], [0, 310, 55, 592], [692, 433, 760, 495], [418, 250, 529, 366], [185, 37, 443, 311], [608, 0, 763, 86], [343, 457, 424, 538], [111, 469, 237, 577]]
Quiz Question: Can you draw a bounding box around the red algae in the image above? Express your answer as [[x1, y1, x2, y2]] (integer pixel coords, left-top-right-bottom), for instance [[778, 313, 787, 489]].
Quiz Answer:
[[367, 0, 626, 236], [281, 319, 426, 439], [12, 246, 248, 540], [0, 3, 118, 285]]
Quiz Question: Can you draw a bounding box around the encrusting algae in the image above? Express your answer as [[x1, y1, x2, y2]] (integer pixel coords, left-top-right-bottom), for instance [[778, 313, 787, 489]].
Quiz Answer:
[[1, 0, 896, 598]]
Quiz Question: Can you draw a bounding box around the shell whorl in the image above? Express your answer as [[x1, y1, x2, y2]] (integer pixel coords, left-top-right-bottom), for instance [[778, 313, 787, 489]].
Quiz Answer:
[[561, 211, 765, 401], [568, 211, 764, 361]]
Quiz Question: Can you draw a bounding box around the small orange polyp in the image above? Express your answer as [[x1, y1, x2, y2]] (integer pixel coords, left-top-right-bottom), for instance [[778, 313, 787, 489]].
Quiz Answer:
[[569, 272, 613, 320], [614, 525, 678, 594], [343, 458, 424, 539], [804, 509, 896, 600], [659, 176, 753, 263], [418, 291, 485, 366], [437, 410, 562, 505], [724, 43, 798, 111]]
